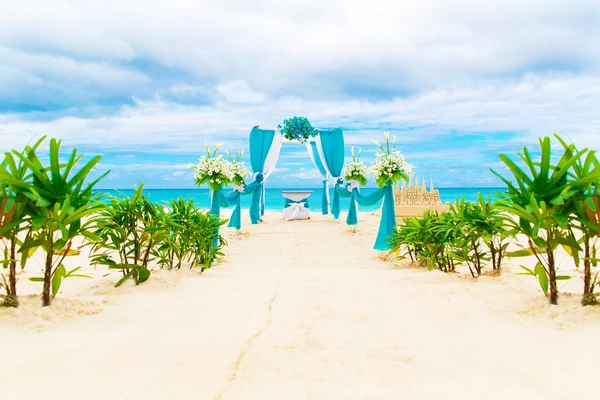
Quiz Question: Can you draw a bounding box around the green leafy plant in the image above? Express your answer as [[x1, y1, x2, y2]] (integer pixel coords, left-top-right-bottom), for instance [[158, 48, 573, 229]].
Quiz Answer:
[[555, 137, 600, 305], [389, 195, 513, 279], [92, 188, 227, 288], [493, 135, 600, 305], [29, 265, 91, 299], [10, 138, 108, 306], [1, 138, 50, 307], [91, 184, 155, 287], [153, 197, 227, 271]]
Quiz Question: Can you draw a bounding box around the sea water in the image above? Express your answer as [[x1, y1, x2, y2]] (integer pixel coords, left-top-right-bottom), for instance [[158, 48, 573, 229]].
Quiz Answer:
[[95, 187, 507, 212]]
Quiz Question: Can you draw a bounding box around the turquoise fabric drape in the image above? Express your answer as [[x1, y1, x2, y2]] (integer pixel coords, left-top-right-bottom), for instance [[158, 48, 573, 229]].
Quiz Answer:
[[220, 190, 242, 229], [210, 188, 221, 217], [318, 128, 345, 219], [218, 181, 262, 230], [334, 184, 356, 225], [284, 197, 310, 209], [321, 179, 329, 214], [248, 127, 276, 224], [309, 141, 329, 215], [210, 188, 222, 246], [351, 183, 396, 251]]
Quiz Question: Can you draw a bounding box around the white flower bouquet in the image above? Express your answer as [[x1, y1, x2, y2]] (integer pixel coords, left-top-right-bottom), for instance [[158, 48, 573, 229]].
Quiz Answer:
[[226, 150, 251, 186], [189, 143, 234, 191], [372, 132, 412, 187], [343, 147, 368, 186]]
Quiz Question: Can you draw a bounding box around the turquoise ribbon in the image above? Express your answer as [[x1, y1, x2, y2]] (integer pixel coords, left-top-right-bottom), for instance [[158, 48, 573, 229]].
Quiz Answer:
[[248, 174, 263, 224], [284, 197, 310, 209], [352, 183, 396, 251], [331, 178, 343, 219], [321, 179, 329, 215], [220, 190, 242, 230], [335, 182, 397, 251]]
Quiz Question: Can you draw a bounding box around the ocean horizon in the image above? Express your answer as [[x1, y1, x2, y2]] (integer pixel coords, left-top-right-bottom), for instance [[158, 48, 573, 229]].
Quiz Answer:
[[94, 187, 507, 212]]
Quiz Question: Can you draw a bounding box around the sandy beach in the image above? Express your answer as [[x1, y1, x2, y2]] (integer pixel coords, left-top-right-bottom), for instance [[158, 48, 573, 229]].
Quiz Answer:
[[1, 211, 599, 400]]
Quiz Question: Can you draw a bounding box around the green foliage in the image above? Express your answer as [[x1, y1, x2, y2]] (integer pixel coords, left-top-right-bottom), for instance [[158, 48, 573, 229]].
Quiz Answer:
[[492, 134, 600, 305], [0, 137, 46, 302], [153, 197, 227, 272], [12, 138, 108, 306], [1, 136, 107, 306], [92, 187, 227, 288], [29, 265, 92, 298], [555, 138, 600, 304], [516, 263, 571, 295], [1, 137, 230, 307], [389, 196, 512, 277], [91, 184, 159, 287]]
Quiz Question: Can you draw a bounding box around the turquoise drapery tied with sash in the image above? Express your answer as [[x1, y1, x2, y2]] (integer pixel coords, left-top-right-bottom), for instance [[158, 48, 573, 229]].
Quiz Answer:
[[352, 182, 396, 251], [219, 180, 262, 230], [220, 190, 242, 230], [248, 173, 263, 224], [334, 183, 357, 225], [309, 141, 329, 215], [318, 128, 345, 219], [249, 126, 276, 224], [335, 182, 397, 251], [284, 197, 310, 209]]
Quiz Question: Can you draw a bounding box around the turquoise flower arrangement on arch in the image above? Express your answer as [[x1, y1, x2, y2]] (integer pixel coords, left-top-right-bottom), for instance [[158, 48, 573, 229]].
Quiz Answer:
[[278, 116, 319, 144]]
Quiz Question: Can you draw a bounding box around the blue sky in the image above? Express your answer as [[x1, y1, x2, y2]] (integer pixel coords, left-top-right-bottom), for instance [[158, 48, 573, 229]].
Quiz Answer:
[[1, 0, 599, 189]]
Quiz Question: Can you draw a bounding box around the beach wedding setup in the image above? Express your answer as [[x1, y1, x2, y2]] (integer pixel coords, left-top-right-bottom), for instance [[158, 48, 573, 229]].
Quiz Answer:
[[190, 117, 413, 251], [2, 131, 600, 400]]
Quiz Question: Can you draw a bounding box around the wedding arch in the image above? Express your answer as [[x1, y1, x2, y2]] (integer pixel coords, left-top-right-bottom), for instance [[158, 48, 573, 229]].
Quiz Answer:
[[244, 125, 346, 223], [208, 122, 405, 252]]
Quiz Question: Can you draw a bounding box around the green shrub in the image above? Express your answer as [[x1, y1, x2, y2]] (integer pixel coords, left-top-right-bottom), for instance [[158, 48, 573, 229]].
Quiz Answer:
[[493, 135, 600, 305], [389, 196, 512, 277], [92, 189, 227, 288]]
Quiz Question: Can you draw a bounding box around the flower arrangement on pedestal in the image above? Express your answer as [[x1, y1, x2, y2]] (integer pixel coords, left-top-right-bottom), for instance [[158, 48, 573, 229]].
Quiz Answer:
[[278, 116, 318, 144], [189, 143, 234, 191], [372, 132, 412, 187], [226, 150, 251, 191], [343, 147, 368, 187]]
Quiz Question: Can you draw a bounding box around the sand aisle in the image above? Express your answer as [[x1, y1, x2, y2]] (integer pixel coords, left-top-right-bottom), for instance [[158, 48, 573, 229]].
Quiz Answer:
[[2, 212, 598, 399]]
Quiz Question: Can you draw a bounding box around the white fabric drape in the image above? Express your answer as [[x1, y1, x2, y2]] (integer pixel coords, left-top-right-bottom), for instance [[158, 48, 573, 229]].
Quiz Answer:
[[264, 130, 283, 179], [306, 140, 330, 204], [306, 141, 322, 175], [283, 202, 310, 220]]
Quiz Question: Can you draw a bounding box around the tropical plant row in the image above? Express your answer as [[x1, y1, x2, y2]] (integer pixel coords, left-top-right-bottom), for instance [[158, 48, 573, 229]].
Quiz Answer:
[[389, 194, 511, 277], [0, 137, 226, 308], [390, 134, 600, 306]]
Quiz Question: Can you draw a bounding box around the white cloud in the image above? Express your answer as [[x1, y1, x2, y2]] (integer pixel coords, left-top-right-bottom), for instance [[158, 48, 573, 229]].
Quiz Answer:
[[1, 0, 599, 188], [1, 74, 599, 154], [217, 81, 266, 104]]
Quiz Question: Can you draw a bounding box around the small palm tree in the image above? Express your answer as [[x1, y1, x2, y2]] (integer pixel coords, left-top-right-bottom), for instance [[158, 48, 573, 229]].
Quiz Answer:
[[12, 138, 108, 306]]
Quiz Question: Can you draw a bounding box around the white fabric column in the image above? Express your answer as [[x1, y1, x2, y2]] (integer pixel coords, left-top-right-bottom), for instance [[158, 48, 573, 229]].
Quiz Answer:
[[306, 140, 330, 205], [264, 130, 283, 179]]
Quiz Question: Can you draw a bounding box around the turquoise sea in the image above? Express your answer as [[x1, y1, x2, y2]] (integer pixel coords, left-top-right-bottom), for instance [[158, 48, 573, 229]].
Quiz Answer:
[[95, 187, 507, 212]]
